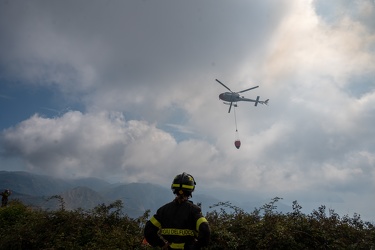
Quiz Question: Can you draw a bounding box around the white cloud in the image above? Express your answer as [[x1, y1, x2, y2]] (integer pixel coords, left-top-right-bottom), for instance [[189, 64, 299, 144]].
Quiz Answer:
[[1, 111, 171, 179], [1, 111, 222, 186], [1, 0, 375, 220]]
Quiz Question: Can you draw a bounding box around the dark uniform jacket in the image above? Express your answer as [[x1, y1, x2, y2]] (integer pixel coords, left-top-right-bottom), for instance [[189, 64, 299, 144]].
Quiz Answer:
[[0, 191, 10, 207], [144, 198, 210, 249]]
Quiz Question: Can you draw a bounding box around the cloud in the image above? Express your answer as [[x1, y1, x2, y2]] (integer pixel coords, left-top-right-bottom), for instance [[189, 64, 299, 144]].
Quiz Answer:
[[1, 111, 168, 180], [0, 111, 222, 185], [0, 0, 375, 220]]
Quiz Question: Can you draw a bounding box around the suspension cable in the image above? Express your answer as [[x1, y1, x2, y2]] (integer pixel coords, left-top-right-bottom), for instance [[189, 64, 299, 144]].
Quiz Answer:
[[233, 104, 238, 132]]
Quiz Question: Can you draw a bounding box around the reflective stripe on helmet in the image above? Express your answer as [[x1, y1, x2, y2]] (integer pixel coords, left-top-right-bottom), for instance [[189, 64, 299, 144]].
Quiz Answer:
[[150, 216, 161, 228], [171, 184, 194, 190], [196, 217, 208, 231]]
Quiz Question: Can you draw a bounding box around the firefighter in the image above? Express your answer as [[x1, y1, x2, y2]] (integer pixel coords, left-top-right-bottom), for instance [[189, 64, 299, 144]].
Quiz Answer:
[[144, 172, 210, 249], [0, 189, 11, 207]]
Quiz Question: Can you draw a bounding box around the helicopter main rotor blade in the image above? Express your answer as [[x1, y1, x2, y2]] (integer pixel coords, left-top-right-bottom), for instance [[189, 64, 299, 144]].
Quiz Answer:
[[215, 79, 233, 92], [237, 86, 259, 93]]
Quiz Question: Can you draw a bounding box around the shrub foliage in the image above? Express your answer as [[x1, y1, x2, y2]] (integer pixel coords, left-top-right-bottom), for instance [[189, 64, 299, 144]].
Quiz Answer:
[[0, 197, 373, 249]]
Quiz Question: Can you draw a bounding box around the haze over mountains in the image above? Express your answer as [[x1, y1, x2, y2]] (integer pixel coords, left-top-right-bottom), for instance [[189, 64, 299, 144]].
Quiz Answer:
[[0, 171, 292, 217]]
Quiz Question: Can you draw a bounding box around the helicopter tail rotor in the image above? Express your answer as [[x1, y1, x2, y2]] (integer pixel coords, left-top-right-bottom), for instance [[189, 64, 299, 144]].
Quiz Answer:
[[254, 96, 260, 106], [258, 99, 269, 105]]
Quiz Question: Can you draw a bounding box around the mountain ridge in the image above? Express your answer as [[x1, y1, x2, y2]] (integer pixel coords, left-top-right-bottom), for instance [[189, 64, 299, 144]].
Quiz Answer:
[[0, 171, 222, 217], [0, 171, 291, 217]]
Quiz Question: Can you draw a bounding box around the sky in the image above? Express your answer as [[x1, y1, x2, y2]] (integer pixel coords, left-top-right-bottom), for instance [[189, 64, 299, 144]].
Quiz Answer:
[[1, 0, 375, 221]]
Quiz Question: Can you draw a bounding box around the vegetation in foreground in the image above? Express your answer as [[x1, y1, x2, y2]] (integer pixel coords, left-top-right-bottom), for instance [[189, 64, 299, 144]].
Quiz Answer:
[[0, 197, 373, 249]]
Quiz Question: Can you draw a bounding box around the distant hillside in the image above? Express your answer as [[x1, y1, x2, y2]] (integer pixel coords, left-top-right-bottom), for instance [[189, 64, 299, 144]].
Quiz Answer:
[[61, 186, 107, 210], [101, 183, 172, 214], [0, 171, 219, 217], [0, 171, 290, 217], [0, 171, 74, 196], [0, 171, 111, 195]]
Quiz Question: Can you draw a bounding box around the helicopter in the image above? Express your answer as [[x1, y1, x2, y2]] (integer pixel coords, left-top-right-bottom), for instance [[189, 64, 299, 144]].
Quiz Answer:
[[216, 79, 269, 113]]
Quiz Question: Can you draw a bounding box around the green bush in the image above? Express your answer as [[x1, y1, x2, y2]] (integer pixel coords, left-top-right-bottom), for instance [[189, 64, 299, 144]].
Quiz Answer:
[[0, 199, 149, 249], [205, 198, 375, 249], [0, 198, 373, 249]]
